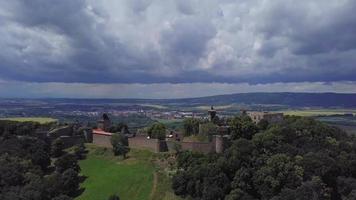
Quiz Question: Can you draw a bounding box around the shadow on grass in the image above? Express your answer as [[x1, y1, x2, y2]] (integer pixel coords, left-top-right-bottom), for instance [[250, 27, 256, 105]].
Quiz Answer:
[[74, 187, 86, 198], [79, 175, 88, 183]]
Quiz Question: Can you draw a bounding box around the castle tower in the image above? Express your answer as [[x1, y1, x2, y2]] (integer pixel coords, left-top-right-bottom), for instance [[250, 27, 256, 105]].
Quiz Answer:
[[213, 135, 224, 153], [208, 106, 216, 121], [97, 113, 111, 131]]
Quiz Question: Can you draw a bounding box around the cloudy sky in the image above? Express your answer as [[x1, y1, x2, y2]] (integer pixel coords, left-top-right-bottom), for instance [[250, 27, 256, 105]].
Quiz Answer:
[[0, 0, 356, 98]]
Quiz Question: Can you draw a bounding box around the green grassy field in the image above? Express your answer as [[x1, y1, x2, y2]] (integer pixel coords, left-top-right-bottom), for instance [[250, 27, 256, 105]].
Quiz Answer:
[[0, 117, 57, 124], [76, 145, 154, 200], [155, 119, 184, 130], [76, 144, 181, 200], [278, 109, 356, 117]]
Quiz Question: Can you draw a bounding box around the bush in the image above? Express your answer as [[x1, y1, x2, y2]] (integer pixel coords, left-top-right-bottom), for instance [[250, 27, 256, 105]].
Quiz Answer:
[[108, 194, 120, 200], [54, 154, 80, 173], [51, 138, 65, 158], [73, 142, 86, 160], [148, 123, 166, 140], [110, 133, 130, 158]]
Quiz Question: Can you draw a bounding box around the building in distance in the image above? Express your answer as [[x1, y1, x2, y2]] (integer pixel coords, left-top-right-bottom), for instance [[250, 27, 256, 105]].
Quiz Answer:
[[246, 111, 284, 124]]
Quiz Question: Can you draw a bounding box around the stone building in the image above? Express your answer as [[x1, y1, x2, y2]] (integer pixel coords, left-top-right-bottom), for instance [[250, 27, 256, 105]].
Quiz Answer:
[[247, 111, 284, 124], [97, 113, 111, 131], [92, 114, 114, 147]]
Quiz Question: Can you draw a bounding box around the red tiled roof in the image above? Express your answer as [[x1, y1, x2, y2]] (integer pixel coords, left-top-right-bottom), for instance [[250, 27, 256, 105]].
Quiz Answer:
[[93, 129, 113, 136]]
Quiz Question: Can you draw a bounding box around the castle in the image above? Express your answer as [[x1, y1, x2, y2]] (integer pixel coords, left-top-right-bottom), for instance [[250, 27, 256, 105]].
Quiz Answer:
[[46, 108, 283, 154], [91, 108, 228, 154], [246, 111, 284, 124]]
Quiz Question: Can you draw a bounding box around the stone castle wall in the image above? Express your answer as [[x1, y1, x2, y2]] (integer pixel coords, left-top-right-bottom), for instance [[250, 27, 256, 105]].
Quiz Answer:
[[48, 126, 73, 138], [92, 134, 165, 153], [180, 136, 225, 154], [181, 141, 214, 153], [128, 136, 162, 153], [213, 135, 224, 153], [247, 111, 284, 124], [93, 134, 112, 148], [92, 133, 226, 154], [60, 135, 85, 149]]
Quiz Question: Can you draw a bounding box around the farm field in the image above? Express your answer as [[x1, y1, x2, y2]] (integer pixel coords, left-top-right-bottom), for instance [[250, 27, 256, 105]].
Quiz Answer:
[[278, 109, 356, 117], [76, 144, 180, 200], [0, 117, 57, 124], [278, 110, 356, 135], [155, 118, 184, 130]]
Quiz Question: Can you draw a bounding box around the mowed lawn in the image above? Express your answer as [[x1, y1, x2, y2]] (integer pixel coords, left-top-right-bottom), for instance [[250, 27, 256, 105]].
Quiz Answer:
[[76, 145, 155, 200], [0, 117, 57, 124]]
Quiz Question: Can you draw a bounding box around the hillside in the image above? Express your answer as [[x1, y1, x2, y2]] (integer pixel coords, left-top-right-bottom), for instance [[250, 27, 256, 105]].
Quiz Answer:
[[26, 92, 356, 108]]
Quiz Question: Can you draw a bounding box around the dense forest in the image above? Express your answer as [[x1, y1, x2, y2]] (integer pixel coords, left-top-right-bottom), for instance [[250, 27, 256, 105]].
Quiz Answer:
[[173, 116, 356, 200], [0, 120, 84, 200]]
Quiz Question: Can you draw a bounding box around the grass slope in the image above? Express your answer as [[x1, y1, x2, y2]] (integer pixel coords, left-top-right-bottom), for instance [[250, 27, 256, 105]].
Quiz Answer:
[[77, 145, 154, 200], [0, 117, 57, 124]]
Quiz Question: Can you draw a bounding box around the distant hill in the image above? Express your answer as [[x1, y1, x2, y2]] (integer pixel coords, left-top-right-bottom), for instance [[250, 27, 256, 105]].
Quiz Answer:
[[2, 92, 356, 108], [50, 92, 356, 108], [174, 92, 356, 108]]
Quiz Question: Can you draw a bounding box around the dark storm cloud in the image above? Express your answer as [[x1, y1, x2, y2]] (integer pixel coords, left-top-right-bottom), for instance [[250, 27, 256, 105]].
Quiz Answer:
[[0, 0, 356, 84], [159, 17, 217, 70]]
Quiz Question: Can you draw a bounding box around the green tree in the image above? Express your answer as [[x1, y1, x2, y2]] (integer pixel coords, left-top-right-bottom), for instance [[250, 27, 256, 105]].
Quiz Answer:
[[148, 123, 166, 140], [110, 133, 130, 158], [73, 142, 86, 160], [257, 119, 269, 130], [52, 195, 72, 200], [108, 194, 120, 200], [51, 138, 65, 158], [199, 122, 218, 138], [61, 168, 80, 196], [183, 118, 200, 136], [225, 188, 257, 200], [229, 116, 258, 140], [337, 176, 356, 199], [253, 154, 303, 199], [31, 146, 51, 170], [54, 154, 80, 173]]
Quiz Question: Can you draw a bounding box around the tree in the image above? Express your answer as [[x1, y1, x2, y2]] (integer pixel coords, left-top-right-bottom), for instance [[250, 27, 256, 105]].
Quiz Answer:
[[73, 142, 86, 160], [257, 119, 269, 130], [198, 122, 218, 139], [108, 194, 120, 200], [52, 195, 73, 200], [0, 121, 84, 200], [61, 168, 80, 196], [44, 172, 63, 198], [110, 133, 130, 158], [54, 154, 80, 173], [0, 154, 26, 189], [294, 177, 331, 200], [147, 123, 166, 140], [51, 138, 65, 158], [337, 176, 356, 199], [109, 122, 129, 134], [226, 188, 257, 200], [229, 116, 258, 140], [31, 148, 51, 170], [183, 118, 200, 136], [253, 154, 303, 199]]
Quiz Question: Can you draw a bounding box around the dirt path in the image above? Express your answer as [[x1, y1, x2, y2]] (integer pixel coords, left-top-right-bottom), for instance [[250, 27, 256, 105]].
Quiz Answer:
[[149, 172, 158, 200]]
